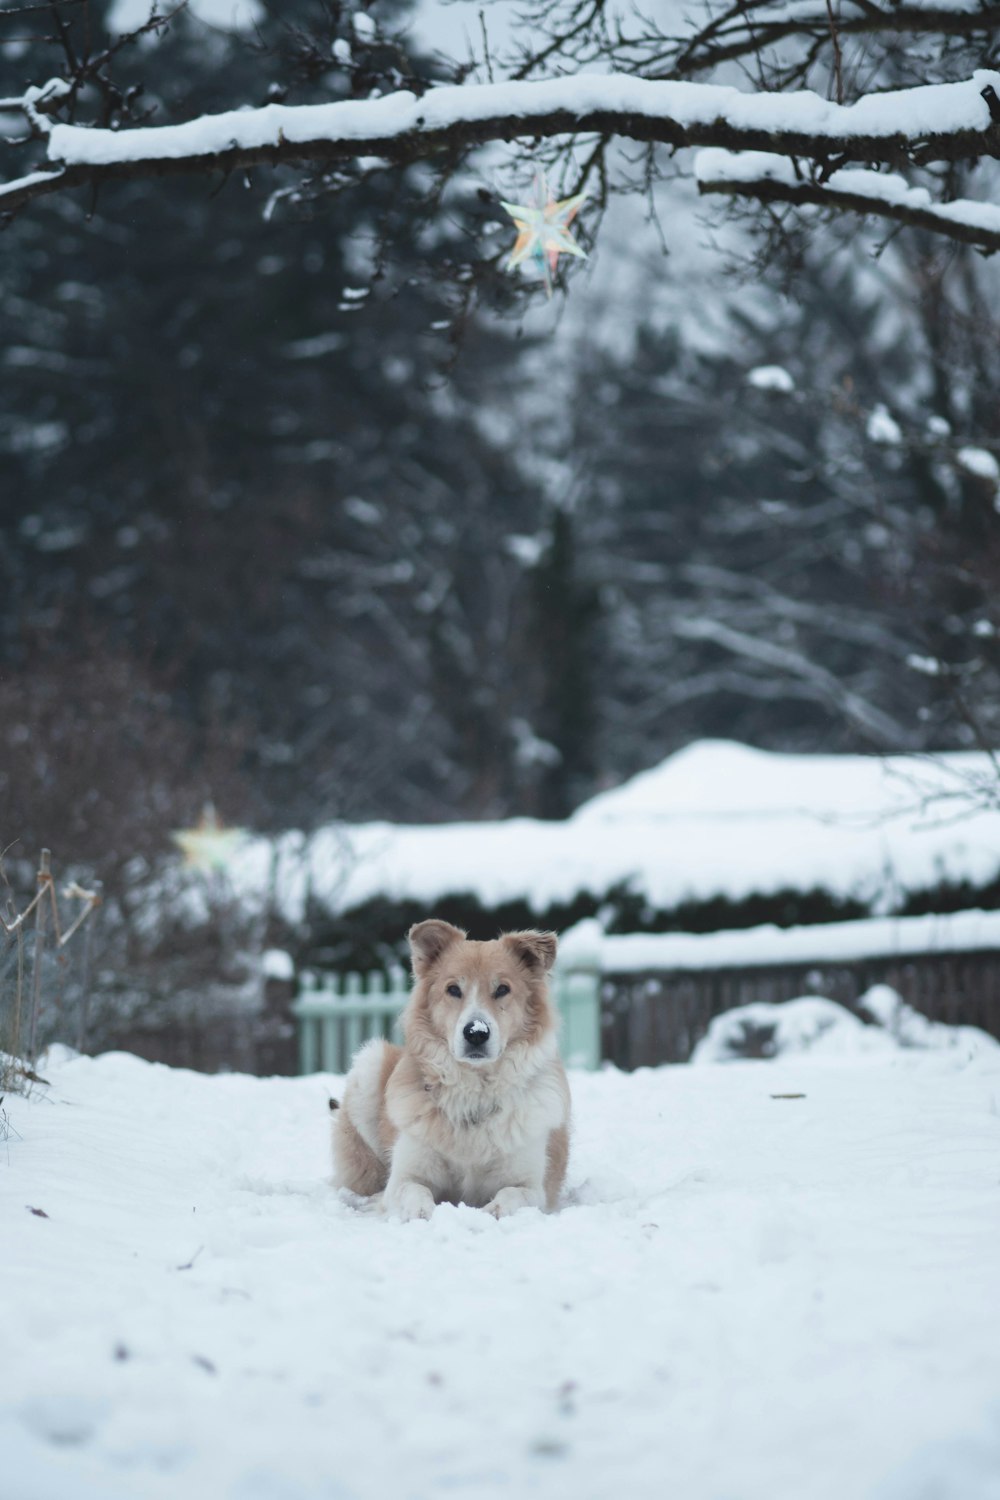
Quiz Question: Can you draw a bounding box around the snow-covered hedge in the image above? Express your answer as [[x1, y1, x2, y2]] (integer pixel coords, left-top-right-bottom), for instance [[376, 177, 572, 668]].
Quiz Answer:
[[231, 742, 1000, 945]]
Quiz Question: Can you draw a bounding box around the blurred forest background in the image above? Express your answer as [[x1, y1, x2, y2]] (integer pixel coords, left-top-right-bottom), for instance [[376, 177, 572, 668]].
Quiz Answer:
[[2, 0, 1000, 1059]]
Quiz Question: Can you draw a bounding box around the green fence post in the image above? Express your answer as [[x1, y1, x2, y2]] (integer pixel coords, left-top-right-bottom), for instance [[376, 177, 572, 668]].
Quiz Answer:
[[367, 970, 386, 1045], [318, 973, 341, 1074], [387, 967, 408, 1040], [343, 972, 364, 1066], [559, 969, 602, 1069], [297, 970, 319, 1074]]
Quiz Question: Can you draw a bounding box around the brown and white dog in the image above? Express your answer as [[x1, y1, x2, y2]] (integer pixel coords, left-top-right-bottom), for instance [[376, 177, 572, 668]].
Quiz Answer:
[[331, 919, 570, 1220]]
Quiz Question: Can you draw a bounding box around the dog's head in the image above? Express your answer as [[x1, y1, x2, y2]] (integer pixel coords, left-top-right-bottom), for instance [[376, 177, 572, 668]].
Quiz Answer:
[[405, 919, 559, 1067]]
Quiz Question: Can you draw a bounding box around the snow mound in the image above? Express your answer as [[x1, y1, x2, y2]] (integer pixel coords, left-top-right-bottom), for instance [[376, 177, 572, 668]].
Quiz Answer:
[[856, 983, 998, 1055], [692, 995, 888, 1063], [692, 989, 998, 1064]]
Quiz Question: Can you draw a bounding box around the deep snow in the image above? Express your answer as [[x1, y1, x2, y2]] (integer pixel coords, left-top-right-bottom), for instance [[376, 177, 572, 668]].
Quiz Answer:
[[4, 1045, 1000, 1500]]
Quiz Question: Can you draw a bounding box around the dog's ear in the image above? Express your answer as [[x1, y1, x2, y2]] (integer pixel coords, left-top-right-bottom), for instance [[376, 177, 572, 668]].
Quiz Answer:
[[501, 929, 558, 975], [408, 919, 466, 976]]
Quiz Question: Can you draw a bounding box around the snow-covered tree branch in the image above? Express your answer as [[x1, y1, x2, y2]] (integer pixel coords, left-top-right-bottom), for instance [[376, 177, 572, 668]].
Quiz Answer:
[[696, 151, 1000, 256], [2, 0, 1000, 263]]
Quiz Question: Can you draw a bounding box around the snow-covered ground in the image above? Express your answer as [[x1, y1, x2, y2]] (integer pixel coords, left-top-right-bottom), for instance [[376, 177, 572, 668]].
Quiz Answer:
[[5, 1044, 1000, 1500]]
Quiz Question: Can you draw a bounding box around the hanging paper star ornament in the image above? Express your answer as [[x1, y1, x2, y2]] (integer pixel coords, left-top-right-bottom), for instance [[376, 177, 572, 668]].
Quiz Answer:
[[501, 173, 587, 296], [171, 803, 248, 873]]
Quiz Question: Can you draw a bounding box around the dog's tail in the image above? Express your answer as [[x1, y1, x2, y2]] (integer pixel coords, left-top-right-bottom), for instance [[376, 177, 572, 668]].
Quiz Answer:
[[328, 1096, 340, 1112]]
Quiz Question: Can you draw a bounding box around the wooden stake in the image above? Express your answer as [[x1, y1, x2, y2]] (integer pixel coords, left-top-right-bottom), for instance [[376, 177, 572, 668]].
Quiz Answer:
[[27, 849, 51, 1063], [76, 879, 100, 1054]]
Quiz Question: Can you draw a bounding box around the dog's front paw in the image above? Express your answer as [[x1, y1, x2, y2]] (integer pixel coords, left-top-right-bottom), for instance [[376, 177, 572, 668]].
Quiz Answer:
[[484, 1186, 544, 1219], [384, 1182, 436, 1222]]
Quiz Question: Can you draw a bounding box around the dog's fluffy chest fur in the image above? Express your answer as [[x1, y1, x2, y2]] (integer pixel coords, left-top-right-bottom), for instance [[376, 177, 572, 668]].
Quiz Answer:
[[413, 1052, 565, 1149], [401, 1062, 566, 1212]]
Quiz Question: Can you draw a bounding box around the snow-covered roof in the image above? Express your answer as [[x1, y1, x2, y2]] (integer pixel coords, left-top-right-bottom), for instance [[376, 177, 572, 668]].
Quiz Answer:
[[230, 741, 1000, 922]]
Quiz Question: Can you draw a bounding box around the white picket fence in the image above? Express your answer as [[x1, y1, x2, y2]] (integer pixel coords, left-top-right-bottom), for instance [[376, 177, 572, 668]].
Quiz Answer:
[[292, 964, 602, 1073]]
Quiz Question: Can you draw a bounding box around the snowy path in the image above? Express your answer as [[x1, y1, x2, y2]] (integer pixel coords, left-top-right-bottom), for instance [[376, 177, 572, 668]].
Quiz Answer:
[[4, 1049, 1000, 1500]]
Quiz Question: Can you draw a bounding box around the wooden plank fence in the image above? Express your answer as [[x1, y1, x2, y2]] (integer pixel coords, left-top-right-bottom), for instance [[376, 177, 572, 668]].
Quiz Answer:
[[292, 964, 603, 1074], [600, 949, 1000, 1070]]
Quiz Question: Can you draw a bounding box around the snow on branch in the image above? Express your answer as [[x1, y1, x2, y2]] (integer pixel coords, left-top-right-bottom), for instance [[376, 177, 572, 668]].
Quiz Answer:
[[0, 167, 71, 206], [696, 150, 1000, 255], [2, 69, 1000, 217]]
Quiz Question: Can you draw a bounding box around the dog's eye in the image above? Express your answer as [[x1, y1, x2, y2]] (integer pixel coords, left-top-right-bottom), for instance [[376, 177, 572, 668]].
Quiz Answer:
[[494, 983, 510, 999], [446, 983, 462, 998]]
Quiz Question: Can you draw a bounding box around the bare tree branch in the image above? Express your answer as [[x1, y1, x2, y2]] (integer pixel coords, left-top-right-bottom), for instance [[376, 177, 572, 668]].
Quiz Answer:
[[666, 0, 1000, 78], [503, 0, 1000, 88], [670, 614, 916, 744]]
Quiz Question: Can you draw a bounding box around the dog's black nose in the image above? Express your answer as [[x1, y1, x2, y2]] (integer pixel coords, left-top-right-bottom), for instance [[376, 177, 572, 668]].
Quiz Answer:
[[463, 1019, 491, 1046]]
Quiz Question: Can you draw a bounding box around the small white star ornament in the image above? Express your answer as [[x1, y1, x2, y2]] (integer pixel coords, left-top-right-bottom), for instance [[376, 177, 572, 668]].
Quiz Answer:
[[501, 172, 588, 296], [171, 804, 248, 873]]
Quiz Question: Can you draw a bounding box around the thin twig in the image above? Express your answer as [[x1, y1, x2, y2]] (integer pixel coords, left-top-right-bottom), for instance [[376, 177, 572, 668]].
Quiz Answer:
[[825, 0, 844, 104]]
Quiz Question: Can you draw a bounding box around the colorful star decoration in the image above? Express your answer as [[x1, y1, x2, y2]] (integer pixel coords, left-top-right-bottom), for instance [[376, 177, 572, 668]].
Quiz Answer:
[[171, 804, 248, 873], [500, 173, 587, 297]]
